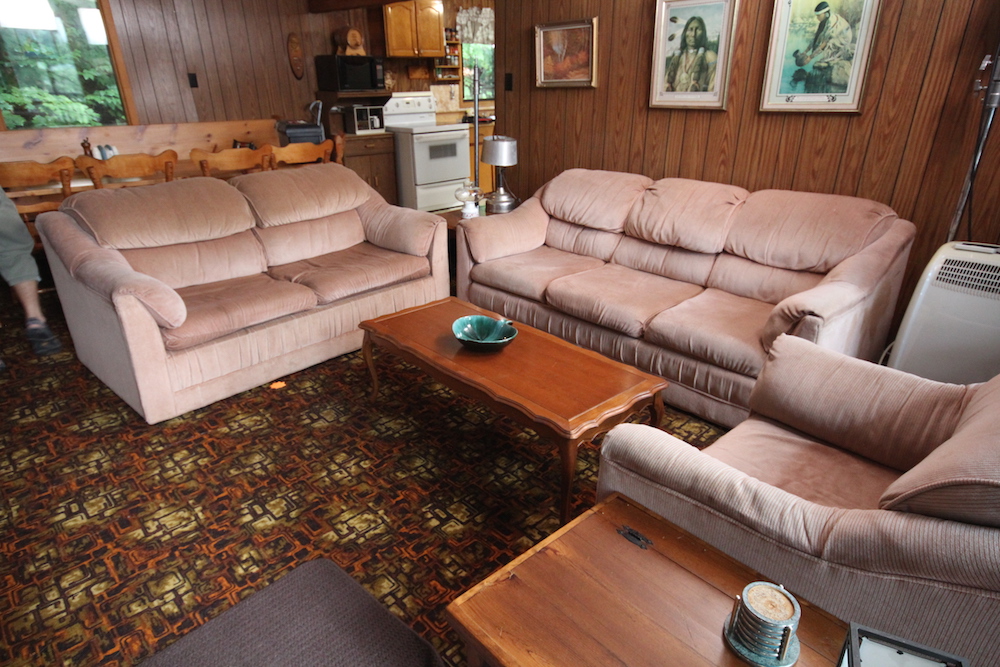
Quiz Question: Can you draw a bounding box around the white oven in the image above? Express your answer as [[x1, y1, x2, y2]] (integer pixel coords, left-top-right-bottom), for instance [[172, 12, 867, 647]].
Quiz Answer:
[[385, 92, 470, 212]]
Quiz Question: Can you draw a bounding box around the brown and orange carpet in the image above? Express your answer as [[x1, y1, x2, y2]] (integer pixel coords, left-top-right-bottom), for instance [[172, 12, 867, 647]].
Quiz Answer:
[[0, 291, 725, 666]]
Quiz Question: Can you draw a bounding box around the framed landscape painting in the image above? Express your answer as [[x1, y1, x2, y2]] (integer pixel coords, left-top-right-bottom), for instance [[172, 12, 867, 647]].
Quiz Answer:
[[761, 0, 883, 112], [535, 18, 598, 88], [649, 0, 739, 109]]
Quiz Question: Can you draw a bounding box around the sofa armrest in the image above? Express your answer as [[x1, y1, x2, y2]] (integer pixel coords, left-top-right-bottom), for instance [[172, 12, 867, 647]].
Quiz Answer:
[[37, 212, 186, 328], [750, 334, 971, 470], [760, 219, 915, 356], [597, 423, 1000, 590], [459, 197, 549, 263], [356, 197, 443, 257]]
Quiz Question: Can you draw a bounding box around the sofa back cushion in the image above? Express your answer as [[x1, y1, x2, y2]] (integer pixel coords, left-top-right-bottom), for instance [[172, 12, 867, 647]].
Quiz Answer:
[[539, 168, 652, 233], [624, 178, 748, 253], [612, 237, 715, 285], [122, 231, 267, 290], [230, 163, 371, 228], [726, 190, 898, 273], [707, 253, 824, 304], [545, 218, 622, 261], [62, 177, 254, 249], [880, 374, 1000, 527], [61, 177, 265, 288]]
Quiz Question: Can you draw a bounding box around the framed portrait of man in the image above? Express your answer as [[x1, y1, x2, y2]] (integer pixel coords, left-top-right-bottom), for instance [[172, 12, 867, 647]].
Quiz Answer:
[[649, 0, 739, 110], [761, 0, 883, 112]]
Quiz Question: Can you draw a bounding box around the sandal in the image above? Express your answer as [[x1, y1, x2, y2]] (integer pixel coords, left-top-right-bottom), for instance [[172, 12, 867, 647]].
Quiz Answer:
[[25, 318, 62, 356]]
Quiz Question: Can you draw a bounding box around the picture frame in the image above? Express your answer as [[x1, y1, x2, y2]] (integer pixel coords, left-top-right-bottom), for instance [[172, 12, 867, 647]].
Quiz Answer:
[[649, 0, 740, 109], [761, 0, 882, 112], [838, 623, 967, 667], [535, 18, 598, 88]]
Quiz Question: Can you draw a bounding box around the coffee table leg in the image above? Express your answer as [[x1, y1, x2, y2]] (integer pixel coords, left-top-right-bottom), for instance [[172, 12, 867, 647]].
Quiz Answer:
[[650, 392, 665, 429], [362, 332, 379, 402], [557, 438, 581, 525]]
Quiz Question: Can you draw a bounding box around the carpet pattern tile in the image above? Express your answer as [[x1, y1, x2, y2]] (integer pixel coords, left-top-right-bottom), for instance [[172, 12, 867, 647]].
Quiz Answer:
[[0, 293, 725, 666]]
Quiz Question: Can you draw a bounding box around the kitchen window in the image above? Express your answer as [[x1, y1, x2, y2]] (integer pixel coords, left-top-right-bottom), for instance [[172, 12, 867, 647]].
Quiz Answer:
[[462, 43, 495, 103]]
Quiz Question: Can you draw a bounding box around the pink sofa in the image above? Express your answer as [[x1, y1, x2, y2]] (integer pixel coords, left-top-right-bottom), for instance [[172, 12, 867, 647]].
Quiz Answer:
[[456, 169, 915, 427], [598, 334, 1000, 664], [37, 163, 449, 423]]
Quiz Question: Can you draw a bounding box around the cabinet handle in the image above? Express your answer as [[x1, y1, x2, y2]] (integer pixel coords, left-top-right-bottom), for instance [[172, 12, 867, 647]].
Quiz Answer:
[[374, 176, 380, 187], [364, 143, 377, 149]]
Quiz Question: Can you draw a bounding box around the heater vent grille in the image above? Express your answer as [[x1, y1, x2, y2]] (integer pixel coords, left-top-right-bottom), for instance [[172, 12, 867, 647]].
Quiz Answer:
[[934, 258, 1000, 299]]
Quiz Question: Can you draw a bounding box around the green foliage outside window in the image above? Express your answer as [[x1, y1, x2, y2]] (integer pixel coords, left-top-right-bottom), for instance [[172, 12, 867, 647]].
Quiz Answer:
[[0, 0, 126, 129], [462, 43, 495, 102]]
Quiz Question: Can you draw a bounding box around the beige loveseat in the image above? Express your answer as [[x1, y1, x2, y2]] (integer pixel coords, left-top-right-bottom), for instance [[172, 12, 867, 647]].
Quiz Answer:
[[598, 334, 1000, 664], [37, 163, 449, 423], [456, 169, 915, 427]]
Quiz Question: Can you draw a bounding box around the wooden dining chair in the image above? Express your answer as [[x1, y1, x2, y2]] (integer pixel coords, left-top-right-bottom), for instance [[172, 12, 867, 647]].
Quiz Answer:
[[76, 150, 178, 189], [0, 157, 76, 249], [189, 146, 273, 178], [268, 139, 337, 169]]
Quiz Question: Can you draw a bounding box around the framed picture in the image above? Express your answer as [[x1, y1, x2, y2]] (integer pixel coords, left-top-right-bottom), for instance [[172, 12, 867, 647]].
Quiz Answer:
[[535, 18, 598, 88], [761, 0, 882, 112], [649, 0, 740, 109]]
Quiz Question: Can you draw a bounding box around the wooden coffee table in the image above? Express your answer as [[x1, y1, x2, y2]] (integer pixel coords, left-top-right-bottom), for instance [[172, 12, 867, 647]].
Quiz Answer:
[[446, 493, 849, 667], [359, 298, 669, 523]]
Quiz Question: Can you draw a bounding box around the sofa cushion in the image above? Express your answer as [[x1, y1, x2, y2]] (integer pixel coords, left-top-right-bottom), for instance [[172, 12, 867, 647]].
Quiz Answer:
[[727, 190, 898, 273], [470, 246, 604, 303], [539, 168, 652, 233], [61, 177, 255, 249], [462, 198, 549, 263], [546, 265, 703, 338], [880, 375, 1000, 527], [750, 334, 971, 471], [254, 210, 366, 267], [707, 253, 824, 304], [229, 163, 372, 228], [625, 178, 748, 254], [269, 242, 430, 304], [612, 236, 716, 285], [163, 274, 318, 350], [545, 218, 623, 261], [644, 289, 772, 376], [121, 230, 268, 290], [707, 417, 901, 510]]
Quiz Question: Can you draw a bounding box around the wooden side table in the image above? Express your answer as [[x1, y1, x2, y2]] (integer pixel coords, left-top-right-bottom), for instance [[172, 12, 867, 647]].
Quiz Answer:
[[446, 493, 848, 666]]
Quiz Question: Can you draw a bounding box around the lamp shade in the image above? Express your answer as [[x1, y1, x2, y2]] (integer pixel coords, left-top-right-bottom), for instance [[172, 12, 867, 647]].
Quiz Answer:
[[482, 135, 517, 167]]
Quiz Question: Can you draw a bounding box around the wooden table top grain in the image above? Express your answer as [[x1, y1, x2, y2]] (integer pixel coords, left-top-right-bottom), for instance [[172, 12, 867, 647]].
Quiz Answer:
[[446, 493, 849, 667]]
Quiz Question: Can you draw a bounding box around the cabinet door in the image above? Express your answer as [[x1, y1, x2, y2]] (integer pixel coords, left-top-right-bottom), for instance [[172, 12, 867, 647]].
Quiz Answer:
[[368, 152, 398, 205], [383, 1, 418, 57], [414, 0, 445, 57]]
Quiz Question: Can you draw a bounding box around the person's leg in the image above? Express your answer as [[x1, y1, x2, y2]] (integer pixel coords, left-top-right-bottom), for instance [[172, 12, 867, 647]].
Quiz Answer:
[[12, 279, 45, 323]]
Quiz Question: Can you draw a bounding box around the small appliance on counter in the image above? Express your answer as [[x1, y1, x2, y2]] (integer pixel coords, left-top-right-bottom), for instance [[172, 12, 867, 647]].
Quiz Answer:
[[346, 105, 385, 135], [276, 101, 325, 145]]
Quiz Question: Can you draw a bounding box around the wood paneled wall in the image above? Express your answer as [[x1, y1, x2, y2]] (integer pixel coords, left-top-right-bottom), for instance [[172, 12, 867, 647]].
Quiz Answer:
[[495, 0, 1000, 324], [107, 0, 367, 124]]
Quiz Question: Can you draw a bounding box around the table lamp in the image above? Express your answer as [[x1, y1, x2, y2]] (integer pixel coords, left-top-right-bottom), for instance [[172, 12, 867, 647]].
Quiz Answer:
[[482, 135, 518, 214]]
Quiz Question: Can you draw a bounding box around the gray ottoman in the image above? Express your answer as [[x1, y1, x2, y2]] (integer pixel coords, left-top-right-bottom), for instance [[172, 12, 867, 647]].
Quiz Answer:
[[142, 559, 444, 667]]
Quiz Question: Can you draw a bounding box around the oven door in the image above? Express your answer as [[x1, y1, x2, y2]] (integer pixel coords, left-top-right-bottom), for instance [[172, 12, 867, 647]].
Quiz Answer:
[[411, 129, 470, 185]]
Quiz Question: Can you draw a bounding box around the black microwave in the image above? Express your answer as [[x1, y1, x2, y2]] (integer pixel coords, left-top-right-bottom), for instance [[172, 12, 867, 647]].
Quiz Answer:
[[316, 55, 385, 92]]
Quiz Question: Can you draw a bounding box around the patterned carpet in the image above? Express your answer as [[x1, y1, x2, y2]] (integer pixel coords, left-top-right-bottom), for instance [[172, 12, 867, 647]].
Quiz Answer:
[[0, 290, 725, 666]]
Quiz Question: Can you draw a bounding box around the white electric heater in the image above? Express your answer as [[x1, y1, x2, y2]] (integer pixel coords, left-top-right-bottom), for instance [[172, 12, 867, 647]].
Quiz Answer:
[[888, 242, 1000, 384]]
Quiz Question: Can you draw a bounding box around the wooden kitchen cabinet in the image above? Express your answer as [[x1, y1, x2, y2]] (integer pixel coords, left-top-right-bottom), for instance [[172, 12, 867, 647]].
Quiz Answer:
[[344, 134, 398, 205], [383, 0, 445, 58]]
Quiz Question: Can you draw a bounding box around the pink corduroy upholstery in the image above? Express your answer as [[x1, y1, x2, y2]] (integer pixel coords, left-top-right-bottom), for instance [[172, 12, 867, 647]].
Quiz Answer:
[[597, 334, 1000, 664], [456, 168, 916, 427], [38, 162, 450, 423]]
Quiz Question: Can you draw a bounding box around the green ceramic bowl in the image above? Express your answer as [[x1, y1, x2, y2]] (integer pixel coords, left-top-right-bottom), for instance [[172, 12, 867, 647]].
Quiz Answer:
[[452, 315, 517, 352]]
